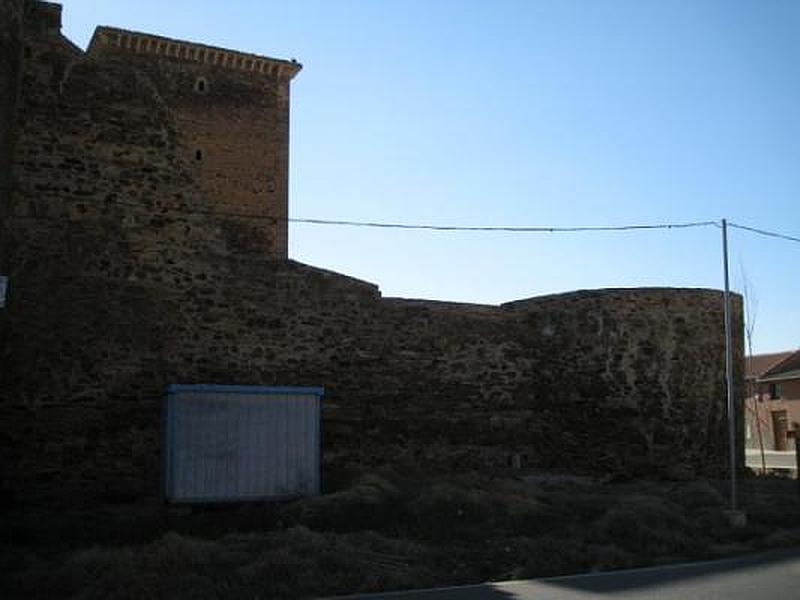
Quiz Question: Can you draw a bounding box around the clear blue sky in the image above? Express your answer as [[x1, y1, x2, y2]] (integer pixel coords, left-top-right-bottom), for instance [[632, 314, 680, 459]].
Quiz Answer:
[[61, 0, 799, 354]]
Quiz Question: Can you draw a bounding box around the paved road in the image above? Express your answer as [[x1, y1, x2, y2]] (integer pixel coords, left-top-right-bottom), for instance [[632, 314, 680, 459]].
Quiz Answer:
[[746, 449, 798, 471], [336, 548, 800, 599]]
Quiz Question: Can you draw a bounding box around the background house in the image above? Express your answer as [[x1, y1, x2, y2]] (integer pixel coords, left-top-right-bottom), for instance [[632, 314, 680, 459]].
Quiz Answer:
[[745, 350, 800, 452]]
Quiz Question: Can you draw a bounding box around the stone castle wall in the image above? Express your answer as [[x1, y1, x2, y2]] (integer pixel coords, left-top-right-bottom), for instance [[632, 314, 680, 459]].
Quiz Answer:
[[0, 0, 25, 247], [0, 2, 744, 506]]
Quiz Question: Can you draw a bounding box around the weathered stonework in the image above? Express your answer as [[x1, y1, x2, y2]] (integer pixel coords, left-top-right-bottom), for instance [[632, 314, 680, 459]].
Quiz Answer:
[[87, 27, 300, 258], [0, 2, 744, 506], [0, 0, 25, 264]]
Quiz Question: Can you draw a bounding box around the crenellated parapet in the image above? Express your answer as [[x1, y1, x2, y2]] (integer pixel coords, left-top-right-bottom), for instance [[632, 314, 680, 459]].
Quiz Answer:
[[88, 26, 302, 81]]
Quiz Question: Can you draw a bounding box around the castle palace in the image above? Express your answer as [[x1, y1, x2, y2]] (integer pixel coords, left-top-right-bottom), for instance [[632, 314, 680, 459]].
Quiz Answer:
[[0, 2, 743, 505]]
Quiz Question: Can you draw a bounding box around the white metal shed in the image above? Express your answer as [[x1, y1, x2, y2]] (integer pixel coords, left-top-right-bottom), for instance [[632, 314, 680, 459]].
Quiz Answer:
[[163, 384, 323, 503]]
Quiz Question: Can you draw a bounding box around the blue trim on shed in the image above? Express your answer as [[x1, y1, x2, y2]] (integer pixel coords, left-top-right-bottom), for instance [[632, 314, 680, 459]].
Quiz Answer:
[[166, 384, 325, 397]]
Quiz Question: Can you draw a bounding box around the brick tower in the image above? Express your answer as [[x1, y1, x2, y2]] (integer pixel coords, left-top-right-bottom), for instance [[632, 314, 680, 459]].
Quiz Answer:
[[88, 26, 302, 257]]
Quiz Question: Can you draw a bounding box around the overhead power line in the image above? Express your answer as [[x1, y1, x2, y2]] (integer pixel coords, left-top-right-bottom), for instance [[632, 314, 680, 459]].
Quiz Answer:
[[99, 198, 721, 232], [17, 196, 800, 244], [287, 217, 719, 232], [728, 222, 800, 245], [109, 199, 722, 233]]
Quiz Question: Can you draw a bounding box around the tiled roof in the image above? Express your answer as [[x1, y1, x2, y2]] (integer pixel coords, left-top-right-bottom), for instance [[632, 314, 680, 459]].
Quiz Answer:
[[761, 350, 800, 380], [745, 351, 795, 380]]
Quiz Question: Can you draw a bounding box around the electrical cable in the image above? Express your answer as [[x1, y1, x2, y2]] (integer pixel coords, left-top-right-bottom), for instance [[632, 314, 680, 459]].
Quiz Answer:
[[729, 222, 800, 245], [101, 198, 722, 233], [11, 195, 800, 244], [287, 217, 719, 232]]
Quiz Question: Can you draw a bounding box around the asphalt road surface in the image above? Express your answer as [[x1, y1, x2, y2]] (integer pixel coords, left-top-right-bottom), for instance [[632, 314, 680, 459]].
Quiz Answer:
[[336, 548, 800, 599], [745, 449, 798, 471]]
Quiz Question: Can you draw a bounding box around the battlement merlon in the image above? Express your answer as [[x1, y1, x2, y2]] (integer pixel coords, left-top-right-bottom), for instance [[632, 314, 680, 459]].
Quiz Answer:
[[87, 26, 302, 81], [26, 1, 62, 30]]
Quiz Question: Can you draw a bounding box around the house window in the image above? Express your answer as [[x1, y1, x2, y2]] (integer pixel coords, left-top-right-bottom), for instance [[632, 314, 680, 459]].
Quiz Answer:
[[769, 383, 782, 400], [195, 149, 203, 161]]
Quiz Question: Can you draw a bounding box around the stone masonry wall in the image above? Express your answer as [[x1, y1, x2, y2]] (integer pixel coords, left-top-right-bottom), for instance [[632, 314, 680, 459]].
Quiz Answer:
[[0, 3, 745, 506], [87, 27, 300, 258], [0, 0, 25, 258]]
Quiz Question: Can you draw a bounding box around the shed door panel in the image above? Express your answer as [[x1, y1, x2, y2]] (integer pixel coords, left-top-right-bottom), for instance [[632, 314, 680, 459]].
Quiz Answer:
[[167, 392, 319, 502]]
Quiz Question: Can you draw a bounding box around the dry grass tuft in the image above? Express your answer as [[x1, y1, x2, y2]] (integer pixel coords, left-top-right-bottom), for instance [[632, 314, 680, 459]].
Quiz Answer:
[[4, 474, 799, 599], [588, 495, 700, 558], [5, 527, 436, 599]]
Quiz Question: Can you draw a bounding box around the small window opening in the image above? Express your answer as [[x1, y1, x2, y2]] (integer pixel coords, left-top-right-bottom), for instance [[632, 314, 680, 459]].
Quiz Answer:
[[24, 45, 32, 59], [195, 149, 203, 161], [194, 77, 207, 93]]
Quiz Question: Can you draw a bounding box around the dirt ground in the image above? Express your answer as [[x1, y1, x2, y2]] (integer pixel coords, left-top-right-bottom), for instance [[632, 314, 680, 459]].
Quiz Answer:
[[2, 470, 799, 599]]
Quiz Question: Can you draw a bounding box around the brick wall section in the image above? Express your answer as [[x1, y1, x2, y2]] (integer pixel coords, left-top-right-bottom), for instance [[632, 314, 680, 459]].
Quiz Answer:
[[0, 3, 745, 505]]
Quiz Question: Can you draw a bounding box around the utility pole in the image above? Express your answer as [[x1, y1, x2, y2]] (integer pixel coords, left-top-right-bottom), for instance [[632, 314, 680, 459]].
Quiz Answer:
[[721, 218, 738, 512]]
